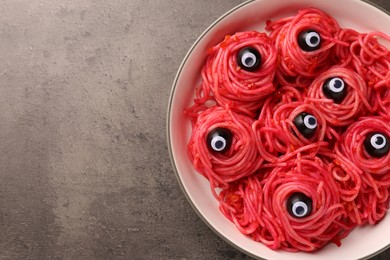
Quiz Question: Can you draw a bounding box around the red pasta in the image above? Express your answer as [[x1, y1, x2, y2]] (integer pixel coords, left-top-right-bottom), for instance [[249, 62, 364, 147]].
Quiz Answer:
[[334, 29, 390, 89], [219, 156, 354, 252], [347, 176, 390, 225], [335, 116, 390, 175], [376, 86, 390, 119], [334, 117, 390, 224], [306, 66, 373, 126], [333, 29, 390, 120], [266, 8, 343, 88], [187, 106, 263, 194], [184, 7, 390, 253], [253, 100, 327, 162], [218, 174, 268, 238], [327, 155, 362, 203], [338, 165, 390, 225], [198, 31, 277, 116]]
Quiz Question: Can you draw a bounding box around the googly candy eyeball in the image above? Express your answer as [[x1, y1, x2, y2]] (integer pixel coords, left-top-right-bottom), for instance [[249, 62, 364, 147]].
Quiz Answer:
[[323, 77, 348, 103], [207, 127, 233, 153], [287, 192, 313, 218], [293, 112, 318, 138], [298, 29, 321, 52], [237, 47, 262, 72], [364, 132, 390, 158]]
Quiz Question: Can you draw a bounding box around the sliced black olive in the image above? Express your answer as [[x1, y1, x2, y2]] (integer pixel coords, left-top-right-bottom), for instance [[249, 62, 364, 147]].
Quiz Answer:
[[298, 30, 321, 52], [287, 192, 312, 218], [322, 77, 348, 103], [237, 47, 262, 72], [207, 127, 233, 153], [293, 112, 318, 138], [364, 132, 389, 158]]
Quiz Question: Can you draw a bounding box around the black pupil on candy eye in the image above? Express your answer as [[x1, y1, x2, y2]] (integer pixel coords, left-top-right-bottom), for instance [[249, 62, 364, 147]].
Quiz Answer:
[[376, 137, 384, 145], [206, 127, 233, 153], [215, 140, 224, 149], [310, 37, 319, 45], [245, 57, 254, 66], [308, 117, 316, 126], [237, 47, 262, 72], [296, 206, 305, 215], [334, 80, 342, 89], [364, 132, 390, 158]]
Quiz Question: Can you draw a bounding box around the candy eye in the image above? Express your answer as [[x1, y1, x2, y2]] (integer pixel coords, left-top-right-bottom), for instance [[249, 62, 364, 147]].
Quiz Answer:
[[287, 192, 312, 218], [293, 112, 318, 138], [237, 47, 262, 72], [322, 77, 348, 103], [298, 30, 321, 51], [364, 132, 389, 158], [207, 128, 233, 153]]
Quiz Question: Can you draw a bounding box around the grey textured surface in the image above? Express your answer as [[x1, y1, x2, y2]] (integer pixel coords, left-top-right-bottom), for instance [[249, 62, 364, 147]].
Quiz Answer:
[[0, 0, 388, 259]]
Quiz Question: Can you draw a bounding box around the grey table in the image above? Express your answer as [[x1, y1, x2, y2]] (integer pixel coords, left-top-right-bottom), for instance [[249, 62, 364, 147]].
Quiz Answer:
[[0, 0, 388, 259]]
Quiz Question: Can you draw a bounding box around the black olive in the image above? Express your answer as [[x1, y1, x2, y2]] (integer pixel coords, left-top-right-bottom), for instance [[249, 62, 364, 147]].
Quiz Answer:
[[298, 30, 321, 52], [207, 128, 233, 153], [237, 47, 262, 72], [293, 112, 318, 138], [322, 77, 348, 103], [287, 192, 312, 218], [364, 132, 389, 158]]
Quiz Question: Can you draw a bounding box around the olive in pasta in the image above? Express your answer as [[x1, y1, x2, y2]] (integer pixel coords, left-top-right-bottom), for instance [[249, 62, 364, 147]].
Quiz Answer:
[[293, 112, 318, 138], [237, 47, 262, 72], [298, 30, 321, 52], [322, 77, 348, 103], [364, 132, 389, 158], [207, 128, 233, 153], [287, 192, 313, 218]]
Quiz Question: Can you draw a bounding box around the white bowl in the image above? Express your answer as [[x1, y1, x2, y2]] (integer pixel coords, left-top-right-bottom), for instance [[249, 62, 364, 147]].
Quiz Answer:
[[167, 0, 390, 259]]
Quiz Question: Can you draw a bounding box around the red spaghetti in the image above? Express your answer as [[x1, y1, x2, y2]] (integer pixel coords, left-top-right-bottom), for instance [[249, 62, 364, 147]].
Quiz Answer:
[[265, 8, 343, 88], [335, 116, 390, 175], [334, 116, 390, 225], [376, 86, 390, 119], [187, 106, 263, 194], [306, 66, 373, 126], [334, 29, 390, 89], [327, 155, 362, 203], [253, 101, 327, 162], [198, 31, 277, 116], [184, 7, 390, 253], [345, 176, 390, 225], [219, 156, 354, 252]]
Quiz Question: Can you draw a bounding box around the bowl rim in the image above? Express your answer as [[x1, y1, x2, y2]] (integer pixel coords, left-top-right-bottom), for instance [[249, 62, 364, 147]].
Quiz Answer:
[[166, 0, 390, 259]]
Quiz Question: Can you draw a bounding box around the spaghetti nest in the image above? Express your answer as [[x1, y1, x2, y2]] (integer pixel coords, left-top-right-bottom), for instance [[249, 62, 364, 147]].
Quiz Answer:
[[253, 99, 327, 162], [187, 106, 263, 193], [199, 31, 278, 116], [335, 116, 390, 225], [219, 156, 353, 252], [334, 29, 390, 119], [266, 8, 342, 87], [306, 66, 373, 126]]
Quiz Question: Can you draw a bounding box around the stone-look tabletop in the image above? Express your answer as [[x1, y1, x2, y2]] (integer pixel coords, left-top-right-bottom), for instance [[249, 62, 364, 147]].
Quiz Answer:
[[0, 0, 389, 259]]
